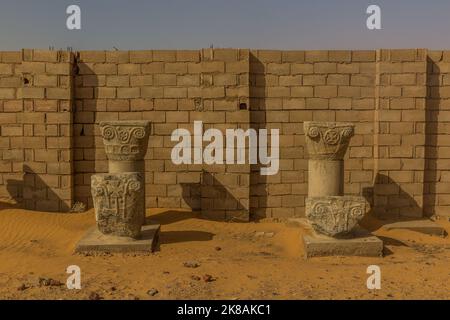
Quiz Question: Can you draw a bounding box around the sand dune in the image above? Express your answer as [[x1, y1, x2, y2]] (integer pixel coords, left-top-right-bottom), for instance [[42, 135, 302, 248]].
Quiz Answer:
[[0, 206, 449, 300]]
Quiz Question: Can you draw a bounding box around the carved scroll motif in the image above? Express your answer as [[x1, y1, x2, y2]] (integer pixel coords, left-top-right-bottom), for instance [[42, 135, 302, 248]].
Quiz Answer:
[[304, 121, 355, 160], [99, 121, 150, 161], [305, 196, 367, 237]]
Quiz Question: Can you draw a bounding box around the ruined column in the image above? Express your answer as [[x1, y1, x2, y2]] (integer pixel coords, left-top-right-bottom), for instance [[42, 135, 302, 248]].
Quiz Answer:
[[304, 122, 367, 237], [91, 120, 150, 239]]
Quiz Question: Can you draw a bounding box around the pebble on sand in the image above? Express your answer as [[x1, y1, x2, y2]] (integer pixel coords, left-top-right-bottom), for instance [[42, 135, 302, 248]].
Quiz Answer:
[[183, 261, 200, 268], [147, 288, 159, 296]]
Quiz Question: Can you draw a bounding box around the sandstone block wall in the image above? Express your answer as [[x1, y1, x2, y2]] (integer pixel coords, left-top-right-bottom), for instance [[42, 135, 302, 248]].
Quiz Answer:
[[0, 48, 448, 220]]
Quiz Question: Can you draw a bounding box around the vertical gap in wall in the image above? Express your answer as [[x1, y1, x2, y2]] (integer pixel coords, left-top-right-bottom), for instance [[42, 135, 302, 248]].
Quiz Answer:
[[373, 50, 381, 191]]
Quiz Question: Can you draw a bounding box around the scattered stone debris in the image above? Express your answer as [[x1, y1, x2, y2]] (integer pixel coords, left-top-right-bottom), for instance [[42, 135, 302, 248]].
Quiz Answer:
[[162, 271, 170, 274], [38, 277, 63, 287], [215, 246, 222, 251], [183, 261, 200, 268], [70, 201, 86, 213], [17, 284, 29, 291], [254, 231, 275, 238], [202, 274, 216, 282], [110, 286, 117, 292], [78, 251, 112, 257], [191, 275, 201, 281], [147, 288, 159, 296], [247, 275, 257, 280], [88, 292, 103, 300]]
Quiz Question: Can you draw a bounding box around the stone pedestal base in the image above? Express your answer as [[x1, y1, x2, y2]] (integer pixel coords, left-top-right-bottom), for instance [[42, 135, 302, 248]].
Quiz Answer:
[[75, 224, 160, 253], [383, 220, 447, 237], [303, 228, 383, 258]]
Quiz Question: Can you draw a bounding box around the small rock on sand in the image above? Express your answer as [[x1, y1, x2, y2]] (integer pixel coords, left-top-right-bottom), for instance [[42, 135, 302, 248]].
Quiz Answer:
[[38, 277, 63, 287], [88, 292, 103, 300], [17, 284, 29, 291], [183, 261, 200, 268], [147, 288, 159, 296], [203, 274, 216, 282]]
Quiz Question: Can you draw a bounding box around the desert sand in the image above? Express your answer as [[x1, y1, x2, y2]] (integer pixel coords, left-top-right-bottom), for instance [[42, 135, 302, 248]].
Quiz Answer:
[[0, 204, 449, 300]]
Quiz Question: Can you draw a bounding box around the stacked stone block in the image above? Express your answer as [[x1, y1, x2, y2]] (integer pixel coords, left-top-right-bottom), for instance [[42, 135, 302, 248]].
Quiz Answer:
[[373, 49, 427, 218], [0, 51, 22, 203], [20, 49, 74, 211], [199, 49, 250, 221], [424, 50, 450, 219]]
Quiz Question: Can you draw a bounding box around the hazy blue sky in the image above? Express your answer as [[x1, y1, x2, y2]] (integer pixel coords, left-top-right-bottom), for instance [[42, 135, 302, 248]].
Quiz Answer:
[[0, 0, 449, 50]]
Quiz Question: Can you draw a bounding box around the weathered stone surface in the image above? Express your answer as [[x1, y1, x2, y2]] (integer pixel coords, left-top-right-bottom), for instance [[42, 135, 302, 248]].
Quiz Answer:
[[99, 120, 150, 161], [91, 172, 144, 238], [304, 121, 354, 160], [75, 224, 160, 253], [305, 196, 367, 237], [308, 159, 344, 197], [303, 228, 383, 258]]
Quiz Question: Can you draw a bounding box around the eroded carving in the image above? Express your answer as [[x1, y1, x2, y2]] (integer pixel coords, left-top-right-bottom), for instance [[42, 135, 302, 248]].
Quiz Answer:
[[92, 173, 144, 238], [99, 121, 150, 161], [304, 121, 354, 160], [306, 196, 367, 237]]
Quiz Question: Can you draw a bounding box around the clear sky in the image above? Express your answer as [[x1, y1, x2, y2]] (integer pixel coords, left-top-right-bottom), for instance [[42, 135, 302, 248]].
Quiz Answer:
[[0, 0, 449, 50]]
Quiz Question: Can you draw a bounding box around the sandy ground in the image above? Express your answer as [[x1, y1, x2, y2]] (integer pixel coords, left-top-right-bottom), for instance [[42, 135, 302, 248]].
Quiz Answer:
[[0, 205, 449, 300]]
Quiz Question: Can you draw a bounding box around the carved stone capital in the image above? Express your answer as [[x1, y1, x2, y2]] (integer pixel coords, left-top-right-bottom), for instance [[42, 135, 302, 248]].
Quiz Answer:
[[304, 121, 354, 160], [99, 120, 150, 161], [91, 173, 144, 238], [305, 196, 367, 237]]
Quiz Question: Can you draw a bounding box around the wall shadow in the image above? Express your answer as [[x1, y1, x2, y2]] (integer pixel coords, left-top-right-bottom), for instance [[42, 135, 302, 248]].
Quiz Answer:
[[6, 165, 70, 212], [361, 173, 423, 232], [423, 57, 439, 218], [249, 52, 267, 221], [73, 59, 100, 209], [159, 230, 214, 245], [145, 209, 200, 225], [181, 171, 248, 221], [180, 182, 201, 211]]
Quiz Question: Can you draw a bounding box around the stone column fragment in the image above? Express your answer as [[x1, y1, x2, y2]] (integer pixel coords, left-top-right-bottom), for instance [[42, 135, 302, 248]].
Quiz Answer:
[[304, 121, 367, 237], [91, 120, 150, 239]]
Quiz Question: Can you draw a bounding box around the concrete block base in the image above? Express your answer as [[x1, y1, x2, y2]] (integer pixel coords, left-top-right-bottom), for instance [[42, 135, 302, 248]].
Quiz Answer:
[[303, 228, 383, 258], [75, 224, 160, 253], [383, 220, 447, 237]]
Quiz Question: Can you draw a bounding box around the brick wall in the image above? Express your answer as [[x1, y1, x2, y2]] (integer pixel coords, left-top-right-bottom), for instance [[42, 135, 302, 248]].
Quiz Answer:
[[425, 50, 450, 217], [0, 51, 22, 203], [0, 48, 449, 220]]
